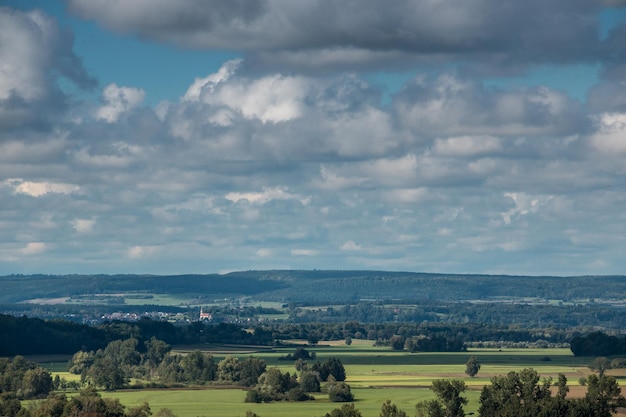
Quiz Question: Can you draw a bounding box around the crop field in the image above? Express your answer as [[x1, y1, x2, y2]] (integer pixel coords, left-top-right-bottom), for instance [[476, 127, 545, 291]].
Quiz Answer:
[[69, 342, 599, 417]]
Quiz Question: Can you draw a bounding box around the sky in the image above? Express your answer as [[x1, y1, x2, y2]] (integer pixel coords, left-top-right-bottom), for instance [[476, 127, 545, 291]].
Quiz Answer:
[[1, 0, 626, 276]]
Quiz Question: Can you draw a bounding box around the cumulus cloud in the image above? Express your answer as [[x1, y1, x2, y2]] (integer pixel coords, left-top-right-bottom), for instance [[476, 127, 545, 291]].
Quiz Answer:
[[225, 187, 310, 205], [433, 136, 503, 157], [340, 240, 361, 251], [96, 84, 146, 123], [127, 245, 160, 259], [393, 74, 586, 137], [2, 179, 80, 197], [20, 242, 47, 255], [501, 192, 554, 225], [589, 113, 626, 153], [72, 218, 96, 233]]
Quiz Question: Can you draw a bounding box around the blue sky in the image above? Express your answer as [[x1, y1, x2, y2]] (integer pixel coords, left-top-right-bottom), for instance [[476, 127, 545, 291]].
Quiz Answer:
[[1, 0, 626, 276]]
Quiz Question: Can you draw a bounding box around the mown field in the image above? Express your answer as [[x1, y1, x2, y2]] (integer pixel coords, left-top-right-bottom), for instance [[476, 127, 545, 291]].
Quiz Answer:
[[40, 340, 607, 417]]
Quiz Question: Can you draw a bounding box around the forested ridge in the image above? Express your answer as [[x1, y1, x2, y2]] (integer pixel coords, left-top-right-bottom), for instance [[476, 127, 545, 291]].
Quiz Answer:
[[2, 271, 626, 304]]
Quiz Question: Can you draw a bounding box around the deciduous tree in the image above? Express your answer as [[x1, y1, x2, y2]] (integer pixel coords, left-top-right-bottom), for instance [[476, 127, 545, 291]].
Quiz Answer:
[[464, 356, 480, 377]]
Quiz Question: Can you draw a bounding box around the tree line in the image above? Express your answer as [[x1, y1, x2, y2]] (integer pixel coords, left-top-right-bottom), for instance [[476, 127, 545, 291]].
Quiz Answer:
[[323, 369, 626, 417], [66, 338, 351, 403], [0, 388, 164, 417], [288, 300, 626, 330], [1, 313, 611, 359], [570, 331, 626, 356]]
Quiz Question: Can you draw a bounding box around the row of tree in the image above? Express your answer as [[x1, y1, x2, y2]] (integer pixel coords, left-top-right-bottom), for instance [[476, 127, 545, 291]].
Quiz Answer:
[[244, 366, 353, 403], [67, 338, 348, 393]]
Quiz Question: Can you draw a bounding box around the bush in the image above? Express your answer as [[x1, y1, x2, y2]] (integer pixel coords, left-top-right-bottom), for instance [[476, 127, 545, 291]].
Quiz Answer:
[[245, 390, 264, 403], [611, 357, 626, 369], [300, 371, 321, 392], [286, 387, 313, 402], [328, 382, 354, 402]]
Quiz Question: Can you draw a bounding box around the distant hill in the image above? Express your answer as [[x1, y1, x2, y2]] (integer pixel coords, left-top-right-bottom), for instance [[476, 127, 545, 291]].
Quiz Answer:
[[2, 270, 625, 304]]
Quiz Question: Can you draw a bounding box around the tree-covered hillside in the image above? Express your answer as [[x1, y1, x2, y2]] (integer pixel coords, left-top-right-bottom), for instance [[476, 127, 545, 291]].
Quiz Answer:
[[1, 270, 625, 304]]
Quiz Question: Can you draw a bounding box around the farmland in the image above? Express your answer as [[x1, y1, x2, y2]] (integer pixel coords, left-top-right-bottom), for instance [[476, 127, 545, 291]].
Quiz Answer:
[[41, 340, 602, 417]]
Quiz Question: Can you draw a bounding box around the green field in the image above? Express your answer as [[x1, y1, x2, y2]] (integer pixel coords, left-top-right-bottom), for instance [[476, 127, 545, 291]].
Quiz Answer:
[[51, 343, 598, 417], [100, 387, 483, 417]]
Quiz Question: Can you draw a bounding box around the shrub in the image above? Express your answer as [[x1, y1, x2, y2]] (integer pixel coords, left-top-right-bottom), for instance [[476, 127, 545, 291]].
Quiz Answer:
[[286, 387, 313, 401], [328, 382, 354, 402]]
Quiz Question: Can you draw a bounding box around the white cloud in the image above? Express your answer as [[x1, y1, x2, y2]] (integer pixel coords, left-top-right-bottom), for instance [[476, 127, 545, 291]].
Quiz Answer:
[[256, 248, 273, 257], [366, 155, 418, 186], [394, 75, 584, 137], [96, 83, 146, 123], [590, 113, 626, 153], [437, 228, 453, 236], [290, 249, 319, 256], [340, 241, 361, 251], [197, 70, 308, 123], [433, 136, 502, 157], [2, 179, 80, 197], [313, 166, 367, 191], [127, 245, 159, 259], [501, 192, 553, 225], [183, 59, 242, 101], [20, 242, 47, 255], [383, 188, 431, 204], [72, 219, 96, 233], [225, 187, 310, 205]]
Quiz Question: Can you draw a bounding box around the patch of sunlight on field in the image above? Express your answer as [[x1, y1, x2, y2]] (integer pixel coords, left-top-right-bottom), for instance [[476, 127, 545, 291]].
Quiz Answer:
[[53, 371, 82, 382], [345, 364, 466, 385], [123, 294, 191, 306]]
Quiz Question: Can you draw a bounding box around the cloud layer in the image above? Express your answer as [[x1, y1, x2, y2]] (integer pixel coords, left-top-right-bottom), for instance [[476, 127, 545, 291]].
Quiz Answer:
[[1, 3, 626, 275], [65, 0, 625, 73]]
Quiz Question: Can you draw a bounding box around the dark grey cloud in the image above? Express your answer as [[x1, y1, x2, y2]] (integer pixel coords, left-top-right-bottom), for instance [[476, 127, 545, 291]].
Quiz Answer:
[[66, 0, 268, 44], [64, 0, 617, 73], [0, 8, 95, 132], [588, 81, 626, 112]]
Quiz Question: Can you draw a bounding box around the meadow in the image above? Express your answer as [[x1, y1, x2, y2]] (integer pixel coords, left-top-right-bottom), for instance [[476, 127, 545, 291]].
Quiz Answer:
[[50, 340, 598, 417]]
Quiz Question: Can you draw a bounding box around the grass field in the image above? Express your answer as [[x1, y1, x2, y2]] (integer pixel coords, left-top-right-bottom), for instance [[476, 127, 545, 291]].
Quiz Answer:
[[100, 387, 483, 417], [45, 342, 601, 417]]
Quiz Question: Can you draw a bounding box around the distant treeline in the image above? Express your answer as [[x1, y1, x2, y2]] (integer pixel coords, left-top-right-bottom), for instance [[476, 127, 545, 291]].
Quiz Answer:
[[570, 331, 626, 356], [288, 300, 626, 329], [0, 314, 583, 357], [0, 315, 272, 356]]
